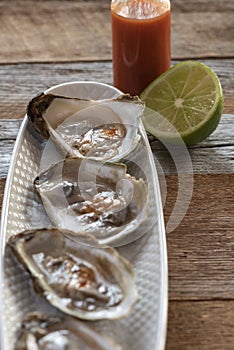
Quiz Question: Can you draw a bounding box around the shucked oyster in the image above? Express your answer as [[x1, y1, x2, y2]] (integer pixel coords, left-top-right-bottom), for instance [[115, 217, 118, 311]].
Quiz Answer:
[[16, 312, 121, 350], [27, 93, 144, 162], [34, 157, 148, 247], [9, 228, 137, 320]]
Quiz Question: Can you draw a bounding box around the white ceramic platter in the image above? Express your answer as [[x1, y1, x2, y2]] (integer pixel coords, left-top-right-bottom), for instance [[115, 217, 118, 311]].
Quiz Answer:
[[0, 81, 168, 350]]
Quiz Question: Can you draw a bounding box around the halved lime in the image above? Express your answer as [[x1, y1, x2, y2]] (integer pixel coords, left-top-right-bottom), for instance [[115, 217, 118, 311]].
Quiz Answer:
[[140, 61, 224, 145]]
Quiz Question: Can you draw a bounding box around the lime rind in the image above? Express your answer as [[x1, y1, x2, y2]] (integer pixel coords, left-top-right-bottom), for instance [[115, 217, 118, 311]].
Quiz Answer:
[[140, 61, 224, 145]]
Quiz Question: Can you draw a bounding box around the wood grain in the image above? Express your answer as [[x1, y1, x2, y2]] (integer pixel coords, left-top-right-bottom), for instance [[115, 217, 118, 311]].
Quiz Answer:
[[0, 140, 16, 178], [0, 178, 5, 216], [171, 6, 234, 59], [0, 59, 233, 120], [0, 0, 111, 63], [0, 119, 22, 139], [0, 0, 233, 64], [167, 300, 234, 349], [172, 0, 234, 12], [165, 174, 234, 300]]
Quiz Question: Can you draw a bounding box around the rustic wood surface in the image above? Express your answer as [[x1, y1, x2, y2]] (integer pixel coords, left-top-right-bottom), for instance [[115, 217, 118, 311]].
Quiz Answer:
[[0, 0, 234, 349], [167, 300, 234, 349], [0, 59, 233, 120], [0, 0, 233, 64]]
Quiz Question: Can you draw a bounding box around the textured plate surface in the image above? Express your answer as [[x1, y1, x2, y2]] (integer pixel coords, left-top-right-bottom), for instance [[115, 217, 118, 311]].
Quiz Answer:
[[0, 81, 168, 350]]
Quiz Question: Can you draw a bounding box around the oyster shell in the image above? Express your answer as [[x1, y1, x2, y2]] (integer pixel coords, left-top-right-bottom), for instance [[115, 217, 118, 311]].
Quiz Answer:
[[15, 312, 121, 350], [27, 93, 144, 162], [9, 228, 137, 320], [34, 157, 148, 246]]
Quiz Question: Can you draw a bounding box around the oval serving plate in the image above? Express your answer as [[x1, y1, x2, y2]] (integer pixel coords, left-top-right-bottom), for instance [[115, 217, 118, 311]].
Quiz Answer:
[[0, 81, 168, 350]]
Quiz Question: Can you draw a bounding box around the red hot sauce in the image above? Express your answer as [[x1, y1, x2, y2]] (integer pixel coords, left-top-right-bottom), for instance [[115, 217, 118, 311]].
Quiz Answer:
[[111, 0, 171, 95]]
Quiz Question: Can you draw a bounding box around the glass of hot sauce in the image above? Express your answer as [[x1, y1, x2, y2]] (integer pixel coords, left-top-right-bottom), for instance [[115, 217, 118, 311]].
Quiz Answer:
[[111, 0, 171, 96]]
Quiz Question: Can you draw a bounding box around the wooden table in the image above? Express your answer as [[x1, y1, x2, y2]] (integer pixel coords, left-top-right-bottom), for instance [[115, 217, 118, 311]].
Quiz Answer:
[[0, 1, 233, 349]]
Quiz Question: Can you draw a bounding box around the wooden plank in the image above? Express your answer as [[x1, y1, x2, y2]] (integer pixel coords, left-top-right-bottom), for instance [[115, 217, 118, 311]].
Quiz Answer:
[[171, 12, 234, 59], [0, 0, 233, 64], [0, 178, 5, 215], [167, 300, 234, 349], [0, 119, 22, 139], [0, 140, 15, 178], [165, 174, 234, 300], [172, 0, 234, 12], [171, 0, 234, 59], [0, 0, 111, 63], [0, 113, 233, 178], [151, 113, 234, 175], [0, 59, 233, 120], [154, 145, 234, 175]]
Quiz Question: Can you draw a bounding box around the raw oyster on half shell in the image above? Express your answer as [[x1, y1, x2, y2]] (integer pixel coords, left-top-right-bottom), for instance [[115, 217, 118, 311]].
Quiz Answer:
[[15, 312, 121, 350], [27, 93, 144, 162], [9, 228, 137, 321], [34, 157, 149, 246]]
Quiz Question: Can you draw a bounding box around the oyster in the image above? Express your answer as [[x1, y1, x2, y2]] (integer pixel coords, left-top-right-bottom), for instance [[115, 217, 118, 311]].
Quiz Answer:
[[15, 312, 121, 350], [27, 93, 144, 162], [9, 228, 137, 320], [34, 157, 148, 246]]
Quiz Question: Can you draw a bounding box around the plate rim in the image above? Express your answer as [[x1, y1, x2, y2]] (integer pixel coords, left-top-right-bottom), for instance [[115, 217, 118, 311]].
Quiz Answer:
[[0, 80, 168, 350]]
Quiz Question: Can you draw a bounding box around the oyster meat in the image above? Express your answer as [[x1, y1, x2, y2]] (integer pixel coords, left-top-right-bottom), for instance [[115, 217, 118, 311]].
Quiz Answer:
[[27, 93, 144, 162], [15, 312, 121, 350], [9, 228, 137, 320], [34, 157, 148, 246]]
